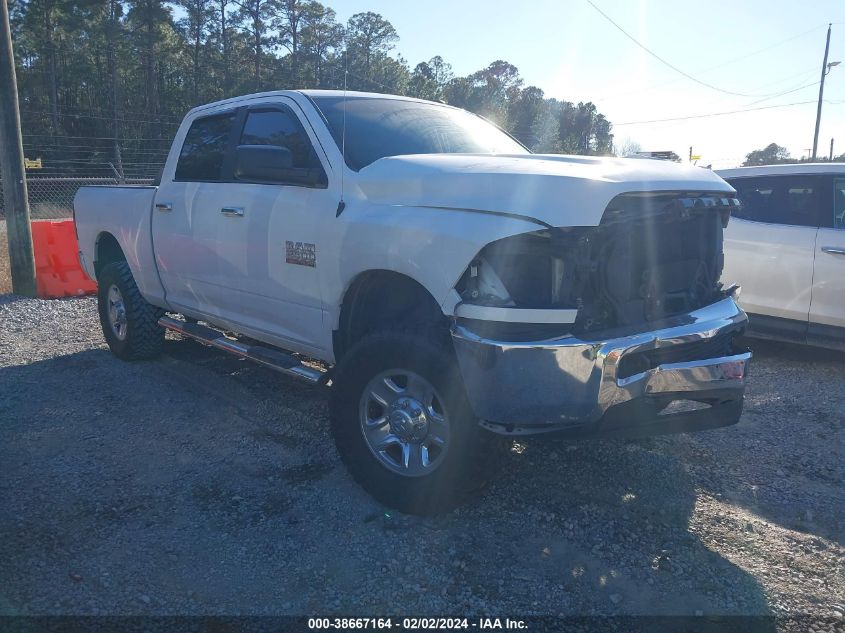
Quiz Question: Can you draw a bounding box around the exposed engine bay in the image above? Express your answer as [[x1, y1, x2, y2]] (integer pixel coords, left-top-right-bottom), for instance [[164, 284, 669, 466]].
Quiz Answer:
[[457, 192, 738, 337]]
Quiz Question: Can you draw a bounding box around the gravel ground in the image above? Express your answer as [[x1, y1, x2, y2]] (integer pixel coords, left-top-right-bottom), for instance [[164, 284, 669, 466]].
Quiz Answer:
[[0, 221, 10, 294], [1, 295, 843, 626]]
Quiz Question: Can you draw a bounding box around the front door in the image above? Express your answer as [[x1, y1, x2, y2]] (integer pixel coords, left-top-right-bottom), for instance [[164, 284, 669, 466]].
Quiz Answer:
[[200, 99, 333, 353], [809, 176, 845, 331]]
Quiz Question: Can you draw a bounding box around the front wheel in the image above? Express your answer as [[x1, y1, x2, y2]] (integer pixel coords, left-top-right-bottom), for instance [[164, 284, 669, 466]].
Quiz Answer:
[[330, 331, 503, 515]]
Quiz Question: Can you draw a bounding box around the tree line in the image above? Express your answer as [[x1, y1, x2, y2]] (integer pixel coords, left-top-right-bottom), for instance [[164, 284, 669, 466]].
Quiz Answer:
[[742, 142, 845, 167], [9, 0, 614, 178]]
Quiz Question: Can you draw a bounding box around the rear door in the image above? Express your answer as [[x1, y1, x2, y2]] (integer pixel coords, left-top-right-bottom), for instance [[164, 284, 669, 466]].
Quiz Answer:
[[809, 175, 845, 334], [723, 174, 821, 336]]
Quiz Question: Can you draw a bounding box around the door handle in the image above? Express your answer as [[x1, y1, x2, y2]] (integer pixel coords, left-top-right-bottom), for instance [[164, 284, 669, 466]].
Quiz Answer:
[[155, 202, 173, 212], [821, 246, 845, 256], [221, 206, 244, 217]]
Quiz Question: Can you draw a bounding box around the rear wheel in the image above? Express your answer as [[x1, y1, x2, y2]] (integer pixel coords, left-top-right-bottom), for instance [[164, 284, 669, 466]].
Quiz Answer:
[[97, 261, 165, 360], [330, 331, 503, 515]]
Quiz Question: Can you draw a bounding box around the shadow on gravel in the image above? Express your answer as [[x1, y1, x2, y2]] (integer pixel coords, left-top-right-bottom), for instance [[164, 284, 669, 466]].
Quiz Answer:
[[0, 346, 340, 614], [160, 337, 321, 402], [703, 336, 845, 547], [0, 343, 775, 619], [472, 437, 776, 621]]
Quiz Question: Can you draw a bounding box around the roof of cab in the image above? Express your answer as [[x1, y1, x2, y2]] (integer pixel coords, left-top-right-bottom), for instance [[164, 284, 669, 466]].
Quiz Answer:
[[299, 89, 440, 104], [184, 89, 446, 118]]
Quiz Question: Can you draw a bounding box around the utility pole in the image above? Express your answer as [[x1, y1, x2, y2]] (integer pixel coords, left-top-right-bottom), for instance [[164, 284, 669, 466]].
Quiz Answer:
[[812, 24, 832, 161], [0, 0, 36, 297], [831, 138, 835, 161]]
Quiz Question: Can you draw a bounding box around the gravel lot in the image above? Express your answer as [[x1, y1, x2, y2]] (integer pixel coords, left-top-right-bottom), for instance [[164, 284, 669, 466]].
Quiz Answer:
[[1, 294, 843, 625], [0, 221, 10, 294]]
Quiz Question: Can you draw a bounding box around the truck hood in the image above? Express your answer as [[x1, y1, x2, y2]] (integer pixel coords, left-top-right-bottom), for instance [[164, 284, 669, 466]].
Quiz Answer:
[[354, 153, 734, 227]]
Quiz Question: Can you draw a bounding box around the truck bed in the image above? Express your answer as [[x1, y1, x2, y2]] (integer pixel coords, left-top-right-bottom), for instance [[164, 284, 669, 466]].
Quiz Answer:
[[73, 185, 165, 303]]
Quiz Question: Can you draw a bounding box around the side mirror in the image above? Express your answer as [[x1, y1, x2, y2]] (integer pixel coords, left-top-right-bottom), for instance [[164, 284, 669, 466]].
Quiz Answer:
[[234, 145, 293, 182], [234, 144, 326, 187]]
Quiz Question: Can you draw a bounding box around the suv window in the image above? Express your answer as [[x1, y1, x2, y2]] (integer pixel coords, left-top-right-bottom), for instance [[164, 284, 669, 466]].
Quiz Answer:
[[730, 175, 822, 228], [174, 112, 235, 181], [239, 109, 321, 170], [834, 178, 845, 230]]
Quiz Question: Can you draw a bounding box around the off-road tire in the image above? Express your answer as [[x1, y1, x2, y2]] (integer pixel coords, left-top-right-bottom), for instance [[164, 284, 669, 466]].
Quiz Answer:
[[97, 260, 165, 360], [330, 330, 505, 515]]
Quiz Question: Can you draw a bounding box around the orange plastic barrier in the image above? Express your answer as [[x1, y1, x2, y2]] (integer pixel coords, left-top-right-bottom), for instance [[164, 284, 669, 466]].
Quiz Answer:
[[31, 219, 98, 298]]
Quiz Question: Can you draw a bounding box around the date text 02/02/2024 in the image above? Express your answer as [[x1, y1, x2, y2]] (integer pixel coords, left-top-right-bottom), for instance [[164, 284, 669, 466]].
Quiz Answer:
[[306, 617, 528, 630]]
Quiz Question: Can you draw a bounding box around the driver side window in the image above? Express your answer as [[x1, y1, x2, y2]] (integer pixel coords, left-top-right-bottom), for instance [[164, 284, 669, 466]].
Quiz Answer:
[[240, 109, 321, 170], [233, 107, 326, 187]]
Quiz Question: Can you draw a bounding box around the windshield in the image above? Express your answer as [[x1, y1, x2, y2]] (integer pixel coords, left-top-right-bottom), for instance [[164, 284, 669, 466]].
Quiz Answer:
[[309, 95, 528, 171]]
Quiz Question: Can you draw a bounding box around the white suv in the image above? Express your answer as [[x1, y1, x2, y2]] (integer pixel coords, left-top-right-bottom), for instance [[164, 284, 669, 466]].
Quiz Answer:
[[718, 164, 845, 350]]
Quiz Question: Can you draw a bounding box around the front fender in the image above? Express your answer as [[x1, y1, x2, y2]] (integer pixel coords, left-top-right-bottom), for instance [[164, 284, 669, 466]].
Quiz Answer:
[[325, 204, 542, 328]]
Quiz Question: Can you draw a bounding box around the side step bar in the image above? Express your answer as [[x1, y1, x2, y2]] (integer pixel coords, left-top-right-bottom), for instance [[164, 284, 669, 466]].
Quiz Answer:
[[158, 316, 325, 384]]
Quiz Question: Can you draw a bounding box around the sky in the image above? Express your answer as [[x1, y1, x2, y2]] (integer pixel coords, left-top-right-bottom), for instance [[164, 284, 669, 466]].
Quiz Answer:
[[328, 0, 845, 168]]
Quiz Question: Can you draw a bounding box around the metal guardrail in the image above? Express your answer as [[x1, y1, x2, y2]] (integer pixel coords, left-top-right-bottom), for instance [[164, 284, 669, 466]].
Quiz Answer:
[[0, 176, 156, 220]]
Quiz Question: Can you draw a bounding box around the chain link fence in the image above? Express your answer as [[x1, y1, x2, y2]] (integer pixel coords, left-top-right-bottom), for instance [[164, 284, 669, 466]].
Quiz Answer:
[[0, 176, 157, 220]]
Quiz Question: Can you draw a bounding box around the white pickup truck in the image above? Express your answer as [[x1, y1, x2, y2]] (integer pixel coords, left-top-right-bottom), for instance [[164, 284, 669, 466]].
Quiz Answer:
[[74, 90, 751, 514]]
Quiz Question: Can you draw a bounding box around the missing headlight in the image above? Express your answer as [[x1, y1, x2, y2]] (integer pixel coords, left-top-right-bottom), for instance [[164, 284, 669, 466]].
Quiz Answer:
[[456, 228, 592, 310]]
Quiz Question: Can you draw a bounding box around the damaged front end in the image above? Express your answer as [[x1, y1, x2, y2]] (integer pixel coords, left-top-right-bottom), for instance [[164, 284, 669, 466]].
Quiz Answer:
[[451, 191, 751, 438], [456, 192, 742, 336]]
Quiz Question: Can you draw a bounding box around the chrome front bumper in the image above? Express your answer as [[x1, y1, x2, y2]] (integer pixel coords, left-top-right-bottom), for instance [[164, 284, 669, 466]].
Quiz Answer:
[[451, 297, 751, 437]]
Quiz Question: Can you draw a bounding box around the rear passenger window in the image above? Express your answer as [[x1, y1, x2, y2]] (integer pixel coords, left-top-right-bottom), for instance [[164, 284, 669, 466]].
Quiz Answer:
[[174, 112, 235, 181], [834, 178, 845, 230], [730, 175, 822, 228], [240, 109, 320, 169]]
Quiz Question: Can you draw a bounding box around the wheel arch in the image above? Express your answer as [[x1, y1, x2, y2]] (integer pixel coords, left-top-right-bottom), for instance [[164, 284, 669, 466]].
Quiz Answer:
[[334, 269, 449, 362], [93, 231, 126, 280]]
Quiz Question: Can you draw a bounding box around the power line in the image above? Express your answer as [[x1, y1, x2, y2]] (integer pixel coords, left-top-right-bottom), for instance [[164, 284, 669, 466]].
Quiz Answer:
[[687, 25, 826, 78], [13, 98, 185, 121], [585, 0, 816, 98], [22, 141, 170, 150], [21, 108, 181, 126], [22, 133, 171, 141], [595, 40, 823, 103], [614, 99, 821, 126], [32, 158, 165, 164], [742, 66, 819, 93], [744, 80, 820, 107]]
